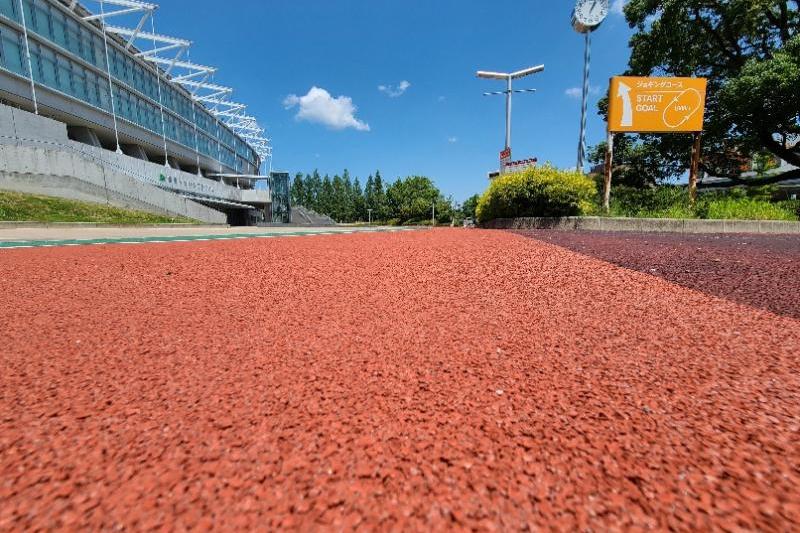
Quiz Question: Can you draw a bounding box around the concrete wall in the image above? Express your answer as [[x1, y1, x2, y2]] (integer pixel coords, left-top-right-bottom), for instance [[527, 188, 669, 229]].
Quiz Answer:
[[0, 105, 270, 204], [0, 144, 226, 223], [0, 103, 273, 223], [0, 102, 67, 142], [482, 216, 800, 235]]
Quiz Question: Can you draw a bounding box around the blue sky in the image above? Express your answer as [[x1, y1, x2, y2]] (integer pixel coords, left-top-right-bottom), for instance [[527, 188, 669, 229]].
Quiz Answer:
[[155, 0, 634, 201]]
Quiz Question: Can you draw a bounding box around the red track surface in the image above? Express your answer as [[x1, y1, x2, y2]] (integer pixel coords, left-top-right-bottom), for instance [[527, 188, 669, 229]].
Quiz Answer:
[[1, 229, 799, 530], [515, 230, 800, 320]]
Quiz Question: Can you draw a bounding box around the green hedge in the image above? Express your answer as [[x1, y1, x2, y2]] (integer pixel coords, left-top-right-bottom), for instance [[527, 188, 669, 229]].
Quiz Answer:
[[476, 165, 596, 223]]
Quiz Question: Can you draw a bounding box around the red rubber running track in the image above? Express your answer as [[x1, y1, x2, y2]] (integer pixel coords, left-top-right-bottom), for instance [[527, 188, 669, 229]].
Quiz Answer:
[[1, 229, 798, 530]]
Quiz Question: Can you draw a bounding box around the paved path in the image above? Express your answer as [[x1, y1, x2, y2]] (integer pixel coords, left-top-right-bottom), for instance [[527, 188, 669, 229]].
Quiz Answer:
[[0, 225, 411, 249], [516, 230, 800, 319], [1, 229, 798, 530]]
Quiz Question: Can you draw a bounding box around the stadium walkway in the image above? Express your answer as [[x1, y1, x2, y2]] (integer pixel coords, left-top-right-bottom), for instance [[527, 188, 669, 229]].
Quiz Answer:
[[0, 224, 413, 249]]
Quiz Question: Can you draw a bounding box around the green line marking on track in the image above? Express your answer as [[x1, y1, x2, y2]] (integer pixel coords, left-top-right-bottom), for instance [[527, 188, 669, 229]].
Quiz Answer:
[[0, 228, 419, 250]]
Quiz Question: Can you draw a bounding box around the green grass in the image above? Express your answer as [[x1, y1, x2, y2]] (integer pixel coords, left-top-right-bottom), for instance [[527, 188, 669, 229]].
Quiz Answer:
[[603, 186, 799, 221], [701, 197, 797, 221], [0, 190, 196, 224]]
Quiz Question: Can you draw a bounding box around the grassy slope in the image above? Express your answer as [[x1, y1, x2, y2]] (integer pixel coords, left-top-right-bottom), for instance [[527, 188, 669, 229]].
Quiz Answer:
[[0, 190, 195, 224]]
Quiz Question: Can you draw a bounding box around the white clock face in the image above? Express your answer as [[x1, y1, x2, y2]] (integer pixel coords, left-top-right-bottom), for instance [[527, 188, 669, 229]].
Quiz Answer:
[[574, 0, 609, 29]]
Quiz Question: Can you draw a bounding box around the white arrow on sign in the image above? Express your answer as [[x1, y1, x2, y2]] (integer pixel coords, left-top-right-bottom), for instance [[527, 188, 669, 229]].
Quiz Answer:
[[617, 82, 633, 127]]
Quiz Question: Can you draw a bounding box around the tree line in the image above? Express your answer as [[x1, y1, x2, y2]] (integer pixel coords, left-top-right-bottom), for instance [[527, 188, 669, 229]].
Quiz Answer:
[[291, 171, 479, 224]]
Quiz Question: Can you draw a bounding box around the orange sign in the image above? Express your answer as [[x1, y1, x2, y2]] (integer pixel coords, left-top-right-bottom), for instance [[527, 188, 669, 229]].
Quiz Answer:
[[607, 77, 707, 133]]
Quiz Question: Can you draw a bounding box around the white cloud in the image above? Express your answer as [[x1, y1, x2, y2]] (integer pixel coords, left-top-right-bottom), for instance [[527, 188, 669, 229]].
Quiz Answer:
[[612, 0, 627, 15], [565, 86, 602, 98], [447, 137, 458, 143], [378, 80, 411, 98], [283, 87, 370, 131]]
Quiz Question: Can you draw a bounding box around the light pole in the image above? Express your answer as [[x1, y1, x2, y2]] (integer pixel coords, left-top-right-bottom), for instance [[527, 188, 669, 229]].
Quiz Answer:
[[477, 65, 544, 164], [367, 208, 372, 225]]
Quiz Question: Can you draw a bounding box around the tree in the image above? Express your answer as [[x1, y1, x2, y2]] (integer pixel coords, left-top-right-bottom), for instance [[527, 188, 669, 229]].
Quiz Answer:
[[352, 177, 366, 222], [461, 194, 480, 220], [364, 174, 375, 211], [291, 173, 305, 206], [304, 170, 322, 211], [386, 176, 452, 224], [587, 136, 686, 188], [319, 175, 334, 216], [605, 0, 799, 185], [372, 171, 388, 220], [331, 174, 346, 221], [437, 195, 456, 224], [342, 170, 355, 221], [289, 169, 455, 224]]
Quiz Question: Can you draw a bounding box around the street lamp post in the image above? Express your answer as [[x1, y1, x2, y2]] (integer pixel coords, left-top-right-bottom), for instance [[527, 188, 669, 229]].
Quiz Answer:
[[477, 65, 544, 168]]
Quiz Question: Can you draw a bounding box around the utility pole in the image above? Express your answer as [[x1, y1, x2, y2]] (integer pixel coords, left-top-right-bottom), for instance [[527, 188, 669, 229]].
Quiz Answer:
[[477, 65, 544, 170], [367, 208, 372, 225]]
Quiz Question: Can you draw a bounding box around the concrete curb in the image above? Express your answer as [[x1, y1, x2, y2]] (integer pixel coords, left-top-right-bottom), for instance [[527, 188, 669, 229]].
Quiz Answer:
[[482, 216, 800, 234], [0, 222, 226, 229]]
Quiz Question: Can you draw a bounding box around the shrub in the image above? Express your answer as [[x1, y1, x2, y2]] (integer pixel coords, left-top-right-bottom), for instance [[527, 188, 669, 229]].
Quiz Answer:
[[602, 185, 798, 221], [701, 196, 797, 220], [607, 186, 691, 218], [476, 165, 596, 223], [778, 199, 800, 218]]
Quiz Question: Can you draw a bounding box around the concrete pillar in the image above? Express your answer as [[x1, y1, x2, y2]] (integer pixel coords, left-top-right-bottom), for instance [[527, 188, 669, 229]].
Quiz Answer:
[[67, 126, 102, 148], [121, 144, 150, 161]]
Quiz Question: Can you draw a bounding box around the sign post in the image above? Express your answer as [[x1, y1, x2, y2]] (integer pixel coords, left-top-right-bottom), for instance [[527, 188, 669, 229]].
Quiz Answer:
[[689, 132, 702, 203], [603, 131, 614, 211], [605, 76, 708, 211]]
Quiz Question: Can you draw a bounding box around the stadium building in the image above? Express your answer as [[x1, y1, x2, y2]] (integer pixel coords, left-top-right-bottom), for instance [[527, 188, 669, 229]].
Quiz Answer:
[[0, 0, 290, 224]]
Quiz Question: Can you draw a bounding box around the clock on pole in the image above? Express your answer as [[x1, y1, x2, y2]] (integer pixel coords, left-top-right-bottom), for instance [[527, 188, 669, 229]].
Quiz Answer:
[[571, 0, 609, 172]]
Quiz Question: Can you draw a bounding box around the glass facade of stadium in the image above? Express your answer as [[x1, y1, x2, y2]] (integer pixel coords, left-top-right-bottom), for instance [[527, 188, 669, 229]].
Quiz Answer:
[[0, 0, 261, 178]]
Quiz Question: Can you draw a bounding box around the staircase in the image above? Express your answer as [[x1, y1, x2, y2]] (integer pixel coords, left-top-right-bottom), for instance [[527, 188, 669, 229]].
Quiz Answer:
[[290, 206, 336, 226]]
